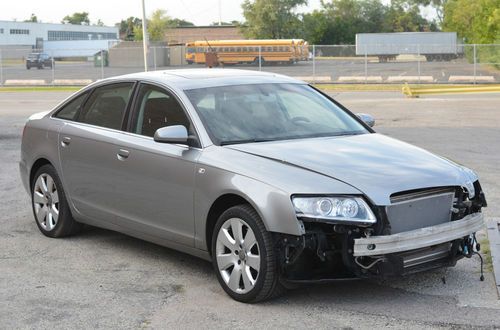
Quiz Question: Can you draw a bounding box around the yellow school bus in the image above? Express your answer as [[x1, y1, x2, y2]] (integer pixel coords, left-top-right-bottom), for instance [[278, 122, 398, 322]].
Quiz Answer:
[[185, 39, 307, 65]]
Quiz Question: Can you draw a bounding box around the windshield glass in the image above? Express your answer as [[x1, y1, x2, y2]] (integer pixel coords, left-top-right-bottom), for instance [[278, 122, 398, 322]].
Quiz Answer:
[[185, 83, 369, 145]]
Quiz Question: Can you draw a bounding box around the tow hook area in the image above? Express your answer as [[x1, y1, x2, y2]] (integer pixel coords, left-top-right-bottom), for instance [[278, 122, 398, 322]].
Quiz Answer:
[[276, 230, 356, 282], [460, 233, 485, 281]]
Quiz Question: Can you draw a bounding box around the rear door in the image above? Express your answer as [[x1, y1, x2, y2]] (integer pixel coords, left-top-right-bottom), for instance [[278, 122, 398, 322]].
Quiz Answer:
[[58, 82, 136, 223]]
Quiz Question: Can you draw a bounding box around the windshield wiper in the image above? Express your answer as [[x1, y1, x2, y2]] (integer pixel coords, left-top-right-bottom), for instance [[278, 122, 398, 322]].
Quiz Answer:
[[220, 138, 277, 146]]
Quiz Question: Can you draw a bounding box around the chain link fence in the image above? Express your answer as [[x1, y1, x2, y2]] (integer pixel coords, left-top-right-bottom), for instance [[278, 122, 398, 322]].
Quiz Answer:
[[0, 44, 498, 86]]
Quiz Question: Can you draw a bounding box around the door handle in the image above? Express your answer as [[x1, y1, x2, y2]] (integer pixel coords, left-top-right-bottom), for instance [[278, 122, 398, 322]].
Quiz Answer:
[[61, 136, 71, 147], [117, 149, 130, 160]]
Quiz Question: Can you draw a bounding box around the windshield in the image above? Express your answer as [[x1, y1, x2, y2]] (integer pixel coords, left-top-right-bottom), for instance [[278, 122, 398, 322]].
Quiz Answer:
[[185, 83, 369, 145], [28, 53, 40, 59]]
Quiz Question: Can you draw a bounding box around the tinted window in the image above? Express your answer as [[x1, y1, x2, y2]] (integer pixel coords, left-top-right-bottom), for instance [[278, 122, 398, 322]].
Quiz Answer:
[[133, 84, 190, 137], [80, 83, 134, 130], [54, 92, 88, 121]]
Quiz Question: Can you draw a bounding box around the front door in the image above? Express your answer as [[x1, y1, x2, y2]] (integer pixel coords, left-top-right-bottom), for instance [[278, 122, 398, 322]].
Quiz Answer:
[[106, 83, 200, 247]]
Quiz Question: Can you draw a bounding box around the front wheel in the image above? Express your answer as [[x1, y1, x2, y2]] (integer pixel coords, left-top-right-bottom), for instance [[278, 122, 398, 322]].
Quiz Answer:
[[31, 164, 82, 238], [212, 204, 285, 302]]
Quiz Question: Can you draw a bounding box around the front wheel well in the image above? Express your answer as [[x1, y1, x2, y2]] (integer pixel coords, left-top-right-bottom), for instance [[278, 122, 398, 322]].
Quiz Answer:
[[29, 158, 52, 190], [205, 194, 253, 254]]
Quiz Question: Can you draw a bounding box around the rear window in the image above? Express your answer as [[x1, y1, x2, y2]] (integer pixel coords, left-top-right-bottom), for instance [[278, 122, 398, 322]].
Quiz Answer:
[[54, 92, 89, 121]]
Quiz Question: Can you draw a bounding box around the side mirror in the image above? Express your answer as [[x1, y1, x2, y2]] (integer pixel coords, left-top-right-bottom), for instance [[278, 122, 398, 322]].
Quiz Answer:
[[356, 113, 375, 127], [154, 125, 188, 144]]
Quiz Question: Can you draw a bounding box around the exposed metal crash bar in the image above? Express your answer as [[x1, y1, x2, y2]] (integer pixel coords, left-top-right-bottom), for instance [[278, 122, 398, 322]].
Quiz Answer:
[[353, 213, 484, 257]]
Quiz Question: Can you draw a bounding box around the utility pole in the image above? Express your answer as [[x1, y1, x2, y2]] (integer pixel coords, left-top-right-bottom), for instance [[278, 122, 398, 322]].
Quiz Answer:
[[218, 0, 222, 26], [141, 0, 149, 71]]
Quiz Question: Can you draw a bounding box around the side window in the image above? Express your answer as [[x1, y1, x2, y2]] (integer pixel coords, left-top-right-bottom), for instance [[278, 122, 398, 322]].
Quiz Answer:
[[54, 92, 88, 121], [133, 84, 190, 138], [79, 83, 134, 130]]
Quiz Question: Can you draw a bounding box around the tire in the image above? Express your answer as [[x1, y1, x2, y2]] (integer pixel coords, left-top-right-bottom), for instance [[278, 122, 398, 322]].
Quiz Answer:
[[211, 204, 285, 303], [31, 164, 82, 238]]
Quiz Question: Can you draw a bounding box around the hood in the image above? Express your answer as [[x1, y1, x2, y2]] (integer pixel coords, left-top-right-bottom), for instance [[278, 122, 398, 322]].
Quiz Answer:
[[227, 133, 472, 205]]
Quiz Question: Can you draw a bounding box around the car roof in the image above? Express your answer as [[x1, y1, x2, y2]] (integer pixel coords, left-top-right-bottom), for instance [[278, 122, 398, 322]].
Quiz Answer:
[[104, 69, 306, 90]]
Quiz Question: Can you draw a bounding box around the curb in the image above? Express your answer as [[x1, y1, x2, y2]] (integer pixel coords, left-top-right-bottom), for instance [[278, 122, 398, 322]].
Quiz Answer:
[[486, 218, 500, 298]]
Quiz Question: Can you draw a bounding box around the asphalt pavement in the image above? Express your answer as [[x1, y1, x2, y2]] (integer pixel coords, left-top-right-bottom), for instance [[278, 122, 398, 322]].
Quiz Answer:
[[1, 90, 499, 329]]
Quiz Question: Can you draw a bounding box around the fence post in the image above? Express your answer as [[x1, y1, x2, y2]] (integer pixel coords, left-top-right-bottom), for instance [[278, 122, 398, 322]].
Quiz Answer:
[[417, 44, 421, 84], [0, 48, 3, 86], [153, 46, 157, 70], [258, 46, 262, 71], [51, 50, 55, 86], [100, 49, 104, 80], [364, 45, 368, 84], [473, 44, 477, 85], [312, 44, 316, 84]]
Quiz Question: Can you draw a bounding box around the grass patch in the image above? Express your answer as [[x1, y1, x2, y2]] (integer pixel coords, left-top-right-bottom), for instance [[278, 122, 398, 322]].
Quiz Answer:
[[0, 86, 81, 92], [314, 83, 478, 92], [480, 237, 493, 273]]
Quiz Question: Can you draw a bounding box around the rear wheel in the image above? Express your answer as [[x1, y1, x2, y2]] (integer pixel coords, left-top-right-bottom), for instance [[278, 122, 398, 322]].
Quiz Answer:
[[31, 164, 82, 238], [212, 204, 285, 302]]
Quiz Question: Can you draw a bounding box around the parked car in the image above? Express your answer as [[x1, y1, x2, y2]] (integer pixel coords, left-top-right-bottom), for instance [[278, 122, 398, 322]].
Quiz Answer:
[[19, 69, 487, 302], [26, 52, 53, 69]]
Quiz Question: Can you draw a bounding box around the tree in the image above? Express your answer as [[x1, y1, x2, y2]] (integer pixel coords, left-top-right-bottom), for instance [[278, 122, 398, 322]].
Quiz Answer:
[[405, 0, 447, 25], [171, 18, 195, 27], [134, 9, 174, 42], [302, 0, 435, 44], [385, 0, 432, 32], [241, 0, 307, 39], [62, 12, 90, 25], [117, 17, 142, 41], [25, 14, 38, 23], [442, 0, 499, 43], [210, 20, 240, 26], [96, 19, 105, 27]]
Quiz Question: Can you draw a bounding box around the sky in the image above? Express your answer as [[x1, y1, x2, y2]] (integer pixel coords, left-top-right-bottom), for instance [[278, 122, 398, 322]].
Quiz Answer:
[[0, 0, 435, 27], [0, 0, 323, 26]]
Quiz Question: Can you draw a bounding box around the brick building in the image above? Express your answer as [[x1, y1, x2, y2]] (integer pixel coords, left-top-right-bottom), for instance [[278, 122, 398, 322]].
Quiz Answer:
[[165, 25, 245, 45]]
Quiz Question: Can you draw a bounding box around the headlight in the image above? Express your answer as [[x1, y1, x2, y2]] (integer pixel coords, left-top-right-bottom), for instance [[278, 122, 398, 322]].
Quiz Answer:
[[292, 196, 376, 225], [460, 166, 478, 199]]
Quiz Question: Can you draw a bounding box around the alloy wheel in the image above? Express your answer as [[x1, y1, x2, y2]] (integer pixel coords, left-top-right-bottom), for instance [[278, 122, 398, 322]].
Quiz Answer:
[[215, 218, 261, 294], [33, 173, 59, 231]]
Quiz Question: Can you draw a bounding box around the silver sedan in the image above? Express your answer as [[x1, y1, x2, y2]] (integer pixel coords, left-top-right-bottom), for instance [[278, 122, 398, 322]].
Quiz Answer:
[[20, 69, 487, 302]]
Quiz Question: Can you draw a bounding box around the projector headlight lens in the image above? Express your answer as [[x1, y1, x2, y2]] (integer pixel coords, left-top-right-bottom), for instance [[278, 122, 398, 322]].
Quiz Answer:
[[292, 196, 376, 225]]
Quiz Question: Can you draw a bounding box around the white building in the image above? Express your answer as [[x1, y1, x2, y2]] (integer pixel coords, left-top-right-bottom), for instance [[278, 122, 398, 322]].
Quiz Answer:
[[0, 20, 119, 57]]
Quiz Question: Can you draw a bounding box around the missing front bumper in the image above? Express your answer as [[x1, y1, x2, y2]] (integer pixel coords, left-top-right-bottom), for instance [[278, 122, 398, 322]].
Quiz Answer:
[[353, 212, 484, 257]]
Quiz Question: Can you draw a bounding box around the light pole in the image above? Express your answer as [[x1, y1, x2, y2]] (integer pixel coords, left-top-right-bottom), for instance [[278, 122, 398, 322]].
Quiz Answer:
[[141, 0, 149, 71], [218, 0, 222, 26]]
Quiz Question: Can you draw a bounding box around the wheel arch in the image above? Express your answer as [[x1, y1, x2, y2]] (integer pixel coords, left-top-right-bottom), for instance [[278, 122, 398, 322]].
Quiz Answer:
[[205, 193, 258, 255], [29, 158, 53, 191]]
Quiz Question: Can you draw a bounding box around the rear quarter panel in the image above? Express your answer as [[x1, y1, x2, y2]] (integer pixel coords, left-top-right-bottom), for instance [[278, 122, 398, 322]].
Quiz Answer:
[[20, 115, 65, 193]]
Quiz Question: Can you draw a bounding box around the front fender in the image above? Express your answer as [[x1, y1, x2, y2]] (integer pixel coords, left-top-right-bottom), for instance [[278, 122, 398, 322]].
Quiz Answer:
[[194, 165, 303, 250]]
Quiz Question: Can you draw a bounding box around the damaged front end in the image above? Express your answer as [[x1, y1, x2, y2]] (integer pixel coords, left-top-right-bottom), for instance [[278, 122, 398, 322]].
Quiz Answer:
[[278, 183, 487, 284]]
